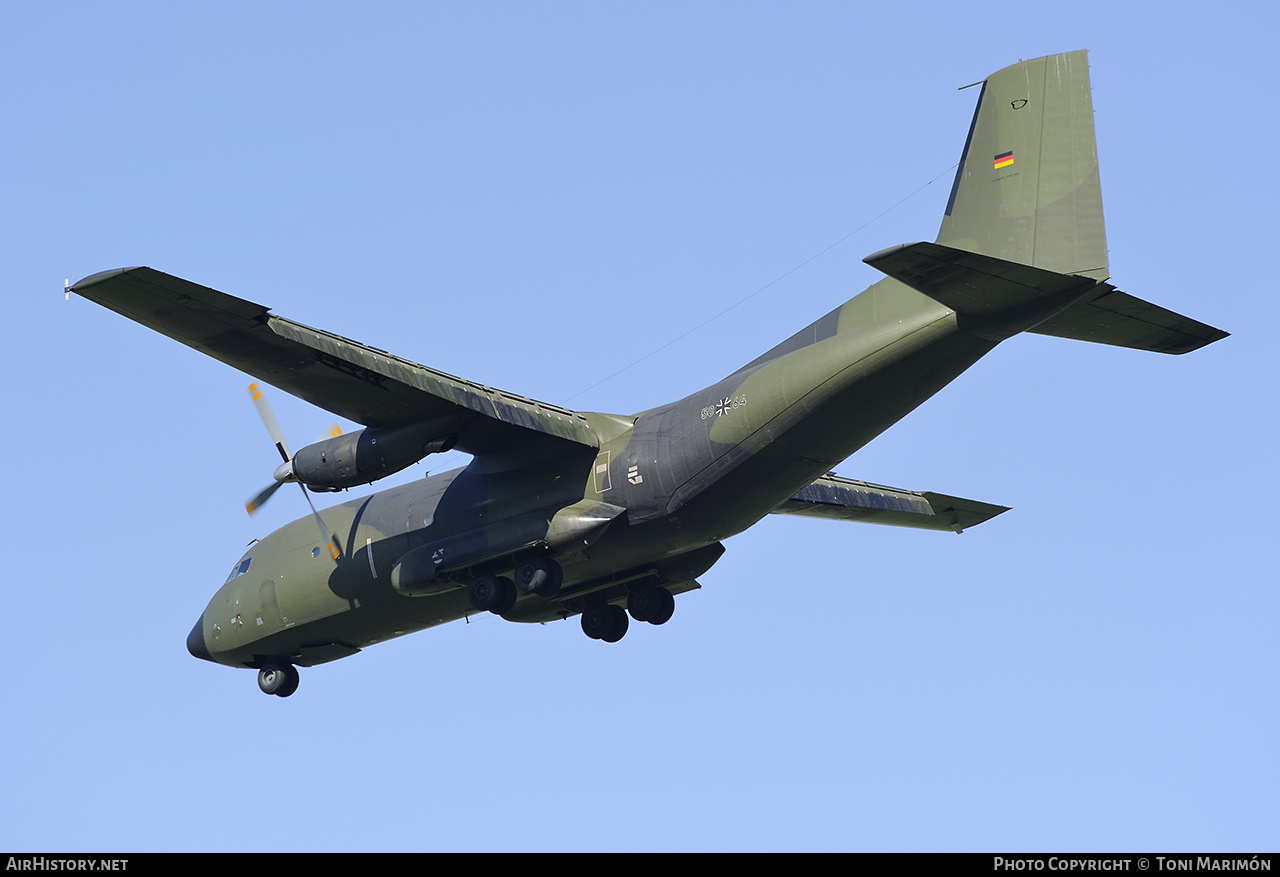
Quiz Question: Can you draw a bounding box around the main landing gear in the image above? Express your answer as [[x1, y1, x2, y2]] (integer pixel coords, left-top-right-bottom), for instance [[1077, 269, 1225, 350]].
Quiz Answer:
[[513, 557, 562, 598], [468, 574, 517, 615], [581, 585, 676, 643], [626, 584, 675, 626], [466, 559, 676, 646], [468, 558, 563, 616], [258, 663, 300, 697], [581, 603, 629, 642]]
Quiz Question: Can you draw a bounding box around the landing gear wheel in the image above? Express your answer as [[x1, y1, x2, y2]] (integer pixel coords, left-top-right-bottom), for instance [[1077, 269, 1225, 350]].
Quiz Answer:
[[600, 605, 628, 643], [535, 559, 563, 598], [581, 603, 610, 640], [514, 558, 563, 598], [468, 575, 503, 612], [649, 588, 675, 625], [627, 586, 662, 622], [276, 665, 300, 697], [492, 576, 517, 616], [513, 559, 548, 594], [258, 664, 299, 697], [581, 603, 629, 642]]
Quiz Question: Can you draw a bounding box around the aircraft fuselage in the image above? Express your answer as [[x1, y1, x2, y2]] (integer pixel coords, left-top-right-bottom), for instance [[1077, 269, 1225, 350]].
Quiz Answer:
[[188, 288, 992, 670]]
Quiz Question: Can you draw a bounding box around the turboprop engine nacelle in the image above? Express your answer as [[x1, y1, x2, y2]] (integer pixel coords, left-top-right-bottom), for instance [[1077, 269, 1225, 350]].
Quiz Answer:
[[280, 422, 457, 491]]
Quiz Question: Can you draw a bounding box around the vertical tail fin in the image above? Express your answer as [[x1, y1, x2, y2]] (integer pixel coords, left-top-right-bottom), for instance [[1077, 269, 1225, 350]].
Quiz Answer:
[[937, 50, 1109, 281], [743, 50, 1225, 373]]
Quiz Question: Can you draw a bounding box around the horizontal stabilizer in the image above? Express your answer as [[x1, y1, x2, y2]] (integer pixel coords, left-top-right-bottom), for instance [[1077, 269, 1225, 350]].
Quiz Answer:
[[770, 473, 1008, 533], [1027, 288, 1229, 354], [865, 241, 1099, 330], [864, 242, 1226, 353]]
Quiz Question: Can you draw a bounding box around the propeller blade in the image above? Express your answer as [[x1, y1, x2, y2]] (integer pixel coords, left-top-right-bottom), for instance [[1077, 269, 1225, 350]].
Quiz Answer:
[[298, 483, 342, 561], [309, 423, 343, 444], [244, 383, 340, 561], [248, 383, 292, 463], [245, 479, 288, 516]]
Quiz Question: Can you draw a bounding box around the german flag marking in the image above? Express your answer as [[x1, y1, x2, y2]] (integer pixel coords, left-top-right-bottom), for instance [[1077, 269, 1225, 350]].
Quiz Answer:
[[994, 150, 1015, 170]]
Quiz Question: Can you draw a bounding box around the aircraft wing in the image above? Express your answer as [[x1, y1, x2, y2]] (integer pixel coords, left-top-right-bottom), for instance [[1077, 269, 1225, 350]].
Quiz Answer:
[[770, 473, 1008, 533], [70, 267, 599, 458]]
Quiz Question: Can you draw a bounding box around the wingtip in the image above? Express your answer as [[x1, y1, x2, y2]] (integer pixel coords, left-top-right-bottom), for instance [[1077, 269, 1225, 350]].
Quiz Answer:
[[68, 266, 145, 293], [862, 243, 917, 267]]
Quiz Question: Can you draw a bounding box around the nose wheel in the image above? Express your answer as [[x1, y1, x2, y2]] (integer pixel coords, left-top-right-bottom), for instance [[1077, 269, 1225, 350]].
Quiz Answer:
[[258, 664, 300, 697]]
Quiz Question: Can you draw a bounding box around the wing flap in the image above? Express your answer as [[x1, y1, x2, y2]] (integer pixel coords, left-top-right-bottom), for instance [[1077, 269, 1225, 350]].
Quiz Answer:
[[771, 473, 1009, 532], [71, 266, 599, 457]]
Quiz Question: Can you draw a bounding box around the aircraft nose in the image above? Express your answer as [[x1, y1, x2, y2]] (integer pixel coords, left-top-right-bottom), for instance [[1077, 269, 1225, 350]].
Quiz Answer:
[[186, 614, 213, 662]]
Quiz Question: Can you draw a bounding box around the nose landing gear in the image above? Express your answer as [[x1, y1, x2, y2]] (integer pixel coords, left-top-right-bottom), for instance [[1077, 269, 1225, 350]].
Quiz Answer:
[[257, 663, 300, 697]]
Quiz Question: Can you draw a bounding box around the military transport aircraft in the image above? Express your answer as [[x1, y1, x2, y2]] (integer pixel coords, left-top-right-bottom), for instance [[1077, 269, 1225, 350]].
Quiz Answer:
[[70, 50, 1225, 697]]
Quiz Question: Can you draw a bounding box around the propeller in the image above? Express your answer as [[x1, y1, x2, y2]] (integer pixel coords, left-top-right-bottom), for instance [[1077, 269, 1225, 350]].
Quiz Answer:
[[245, 383, 343, 561]]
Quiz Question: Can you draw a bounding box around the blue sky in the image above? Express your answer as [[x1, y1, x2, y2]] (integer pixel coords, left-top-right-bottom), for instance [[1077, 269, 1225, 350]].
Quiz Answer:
[[6, 2, 1275, 852]]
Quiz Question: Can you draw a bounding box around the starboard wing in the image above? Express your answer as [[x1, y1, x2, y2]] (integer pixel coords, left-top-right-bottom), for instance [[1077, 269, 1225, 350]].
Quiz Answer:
[[70, 267, 599, 459], [771, 473, 1009, 533]]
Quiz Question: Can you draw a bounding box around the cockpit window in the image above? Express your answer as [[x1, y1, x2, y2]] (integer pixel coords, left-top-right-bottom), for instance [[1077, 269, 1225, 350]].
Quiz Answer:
[[225, 557, 252, 583]]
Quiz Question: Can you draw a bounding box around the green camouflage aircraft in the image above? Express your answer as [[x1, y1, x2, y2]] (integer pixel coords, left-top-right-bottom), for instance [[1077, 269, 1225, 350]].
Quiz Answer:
[[70, 50, 1225, 697]]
